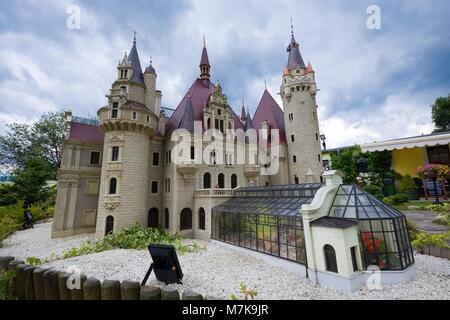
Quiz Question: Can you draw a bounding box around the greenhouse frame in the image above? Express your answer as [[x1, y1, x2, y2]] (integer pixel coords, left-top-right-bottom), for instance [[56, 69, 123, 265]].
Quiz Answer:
[[211, 184, 324, 264]]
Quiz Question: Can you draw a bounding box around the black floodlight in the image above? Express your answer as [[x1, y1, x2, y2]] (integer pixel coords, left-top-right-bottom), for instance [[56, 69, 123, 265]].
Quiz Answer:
[[141, 244, 183, 285]]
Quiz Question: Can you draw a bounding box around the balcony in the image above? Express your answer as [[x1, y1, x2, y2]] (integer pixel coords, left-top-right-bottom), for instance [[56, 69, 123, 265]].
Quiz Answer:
[[176, 161, 199, 180], [195, 188, 235, 198], [244, 164, 260, 180]]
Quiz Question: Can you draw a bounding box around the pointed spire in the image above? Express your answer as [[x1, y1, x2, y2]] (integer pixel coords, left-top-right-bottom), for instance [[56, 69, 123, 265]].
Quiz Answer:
[[240, 99, 247, 121], [286, 19, 306, 70], [128, 34, 145, 85], [200, 35, 211, 81], [305, 61, 315, 74], [245, 108, 254, 130], [144, 57, 156, 75]]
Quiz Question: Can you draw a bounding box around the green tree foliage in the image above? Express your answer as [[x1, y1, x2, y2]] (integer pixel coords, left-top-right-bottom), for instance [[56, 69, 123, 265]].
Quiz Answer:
[[366, 150, 392, 178], [330, 146, 361, 183], [13, 154, 53, 206], [0, 111, 66, 172], [431, 94, 450, 133]]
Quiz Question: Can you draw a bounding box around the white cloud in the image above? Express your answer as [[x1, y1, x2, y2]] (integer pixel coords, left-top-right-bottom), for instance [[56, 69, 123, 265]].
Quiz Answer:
[[0, 0, 447, 149]]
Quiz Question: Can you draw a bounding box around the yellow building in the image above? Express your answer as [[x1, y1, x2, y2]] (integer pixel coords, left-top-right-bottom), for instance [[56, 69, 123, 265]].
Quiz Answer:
[[360, 132, 450, 177]]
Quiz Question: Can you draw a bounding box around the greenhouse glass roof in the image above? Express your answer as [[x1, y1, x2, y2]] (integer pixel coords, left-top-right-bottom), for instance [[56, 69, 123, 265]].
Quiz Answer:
[[328, 184, 405, 220], [212, 183, 324, 217]]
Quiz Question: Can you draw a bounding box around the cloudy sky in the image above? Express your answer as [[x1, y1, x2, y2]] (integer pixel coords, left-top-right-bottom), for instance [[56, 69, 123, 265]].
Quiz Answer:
[[0, 0, 449, 148]]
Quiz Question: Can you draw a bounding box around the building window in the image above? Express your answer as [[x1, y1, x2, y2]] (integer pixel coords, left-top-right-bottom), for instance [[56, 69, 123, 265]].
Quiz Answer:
[[316, 133, 319, 141], [148, 208, 159, 228], [165, 178, 171, 193], [151, 181, 158, 194], [198, 208, 206, 230], [351, 246, 358, 272], [111, 147, 120, 162], [112, 103, 119, 119], [324, 244, 338, 273], [180, 208, 192, 230], [152, 152, 160, 166], [291, 135, 295, 142], [215, 119, 219, 130], [288, 113, 294, 122], [294, 176, 299, 184], [132, 112, 137, 120], [190, 146, 195, 160], [427, 145, 449, 165], [90, 151, 101, 165], [146, 116, 149, 123], [105, 216, 114, 236], [293, 155, 297, 163], [318, 154, 321, 162], [218, 173, 225, 189], [210, 151, 216, 165], [231, 174, 238, 189], [165, 150, 172, 165], [165, 209, 169, 229], [109, 178, 117, 195], [220, 120, 224, 133], [203, 172, 211, 189]]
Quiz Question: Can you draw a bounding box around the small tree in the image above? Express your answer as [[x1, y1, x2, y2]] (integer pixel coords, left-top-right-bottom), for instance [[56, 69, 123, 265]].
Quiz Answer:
[[330, 146, 361, 183], [13, 153, 53, 206], [431, 94, 450, 133], [0, 111, 66, 175]]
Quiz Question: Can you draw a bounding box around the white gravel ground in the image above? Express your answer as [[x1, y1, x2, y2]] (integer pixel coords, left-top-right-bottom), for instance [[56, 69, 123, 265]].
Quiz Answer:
[[1, 222, 449, 300]]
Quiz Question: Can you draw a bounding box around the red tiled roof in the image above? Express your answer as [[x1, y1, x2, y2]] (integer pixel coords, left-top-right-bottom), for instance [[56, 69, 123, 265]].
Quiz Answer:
[[69, 122, 104, 144], [252, 90, 286, 143], [165, 78, 244, 137]]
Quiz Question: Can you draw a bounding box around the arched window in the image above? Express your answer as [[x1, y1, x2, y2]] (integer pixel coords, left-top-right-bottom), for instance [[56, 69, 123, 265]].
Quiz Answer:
[[105, 216, 114, 236], [291, 87, 295, 93], [203, 172, 211, 189], [165, 209, 169, 229], [180, 208, 192, 230], [302, 85, 306, 91], [296, 86, 300, 91], [324, 244, 338, 273], [307, 85, 310, 91], [218, 173, 225, 189], [148, 208, 159, 228], [231, 174, 238, 189], [109, 178, 117, 195], [198, 208, 206, 230]]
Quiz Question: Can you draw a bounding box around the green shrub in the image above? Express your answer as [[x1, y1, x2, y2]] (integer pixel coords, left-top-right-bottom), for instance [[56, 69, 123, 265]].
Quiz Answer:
[[0, 270, 16, 300], [427, 203, 450, 213], [363, 184, 383, 200], [412, 232, 450, 250], [433, 214, 450, 226], [400, 174, 419, 192], [383, 194, 409, 205], [406, 220, 421, 241], [60, 224, 202, 260], [0, 201, 55, 247], [231, 283, 258, 300]]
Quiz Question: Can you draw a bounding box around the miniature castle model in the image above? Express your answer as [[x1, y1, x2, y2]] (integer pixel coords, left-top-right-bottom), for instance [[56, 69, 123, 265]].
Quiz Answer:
[[52, 28, 415, 293], [52, 28, 323, 240]]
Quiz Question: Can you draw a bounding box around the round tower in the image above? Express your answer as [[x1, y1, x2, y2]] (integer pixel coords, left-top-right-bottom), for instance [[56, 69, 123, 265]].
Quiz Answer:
[[281, 27, 323, 184], [95, 38, 158, 237]]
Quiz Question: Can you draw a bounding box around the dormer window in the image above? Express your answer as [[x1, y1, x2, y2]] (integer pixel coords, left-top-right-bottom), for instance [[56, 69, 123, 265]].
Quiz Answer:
[[217, 109, 222, 116], [124, 70, 128, 78]]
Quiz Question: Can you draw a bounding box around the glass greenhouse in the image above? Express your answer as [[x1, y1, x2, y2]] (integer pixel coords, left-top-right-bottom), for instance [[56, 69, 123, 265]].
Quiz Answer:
[[328, 185, 414, 271], [211, 184, 323, 264]]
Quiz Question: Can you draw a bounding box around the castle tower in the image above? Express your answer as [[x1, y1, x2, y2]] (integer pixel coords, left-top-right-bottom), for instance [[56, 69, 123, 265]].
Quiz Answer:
[[281, 25, 323, 183], [95, 36, 159, 237]]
